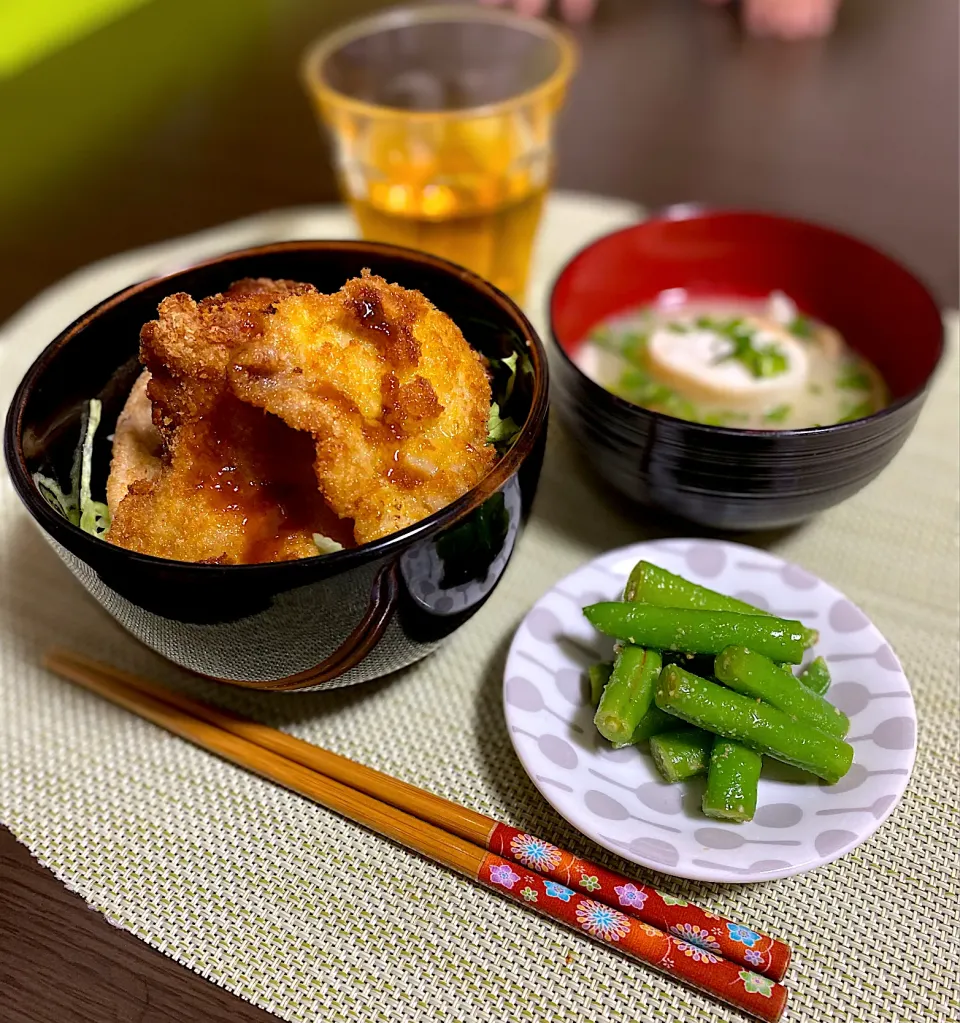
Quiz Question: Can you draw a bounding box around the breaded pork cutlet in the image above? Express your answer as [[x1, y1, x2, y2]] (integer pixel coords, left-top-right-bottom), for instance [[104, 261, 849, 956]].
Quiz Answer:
[[230, 271, 494, 544], [106, 273, 495, 563], [107, 279, 352, 564]]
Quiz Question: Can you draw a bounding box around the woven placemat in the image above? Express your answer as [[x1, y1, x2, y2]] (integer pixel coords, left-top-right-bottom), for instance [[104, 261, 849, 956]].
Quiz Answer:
[[1, 195, 957, 1023]]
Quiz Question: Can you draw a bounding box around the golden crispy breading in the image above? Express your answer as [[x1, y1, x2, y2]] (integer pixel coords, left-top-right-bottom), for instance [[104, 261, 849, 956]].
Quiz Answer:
[[229, 271, 494, 543], [141, 278, 313, 446], [106, 392, 346, 563], [106, 272, 495, 562], [107, 281, 352, 564]]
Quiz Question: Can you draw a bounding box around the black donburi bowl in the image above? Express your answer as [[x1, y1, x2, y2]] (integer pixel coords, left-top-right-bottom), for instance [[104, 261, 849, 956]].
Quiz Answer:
[[4, 241, 549, 690]]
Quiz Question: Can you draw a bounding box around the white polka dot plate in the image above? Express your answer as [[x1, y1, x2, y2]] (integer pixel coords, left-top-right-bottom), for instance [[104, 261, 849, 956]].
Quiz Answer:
[[503, 539, 916, 883]]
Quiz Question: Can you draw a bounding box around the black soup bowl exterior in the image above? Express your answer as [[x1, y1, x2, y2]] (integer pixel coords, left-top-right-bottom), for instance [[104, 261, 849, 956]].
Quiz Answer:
[[4, 241, 549, 690], [549, 211, 945, 531]]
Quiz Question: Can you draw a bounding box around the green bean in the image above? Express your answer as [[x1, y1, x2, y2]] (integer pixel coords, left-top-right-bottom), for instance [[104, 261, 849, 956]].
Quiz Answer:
[[655, 664, 853, 783], [702, 739, 762, 823], [649, 729, 714, 783], [616, 705, 682, 747], [662, 651, 717, 678], [594, 646, 663, 744], [799, 656, 832, 696], [583, 603, 815, 664], [715, 647, 849, 738], [624, 561, 770, 615], [588, 662, 613, 707]]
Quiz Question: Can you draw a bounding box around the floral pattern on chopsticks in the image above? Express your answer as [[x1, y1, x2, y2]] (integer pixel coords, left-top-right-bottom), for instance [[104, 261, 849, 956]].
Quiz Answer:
[[488, 863, 521, 889], [671, 923, 721, 951], [739, 971, 776, 997], [576, 900, 631, 942], [485, 824, 791, 990], [510, 833, 562, 873], [479, 853, 785, 1021], [544, 881, 574, 902], [614, 882, 648, 909], [670, 926, 722, 964], [726, 922, 762, 947]]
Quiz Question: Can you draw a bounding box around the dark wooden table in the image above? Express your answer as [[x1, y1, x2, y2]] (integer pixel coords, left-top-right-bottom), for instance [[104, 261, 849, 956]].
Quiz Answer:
[[1, 1, 956, 1020]]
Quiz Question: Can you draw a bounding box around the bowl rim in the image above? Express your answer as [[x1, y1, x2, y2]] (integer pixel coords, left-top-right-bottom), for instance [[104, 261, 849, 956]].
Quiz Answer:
[[3, 238, 550, 576], [548, 204, 946, 439]]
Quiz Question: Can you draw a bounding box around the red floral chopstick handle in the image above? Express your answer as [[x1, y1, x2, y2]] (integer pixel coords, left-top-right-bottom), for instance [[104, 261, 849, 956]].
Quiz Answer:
[[478, 852, 787, 1023], [489, 823, 791, 982]]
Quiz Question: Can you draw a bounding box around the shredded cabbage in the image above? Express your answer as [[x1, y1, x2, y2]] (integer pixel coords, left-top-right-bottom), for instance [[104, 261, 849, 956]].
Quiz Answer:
[[487, 403, 521, 446], [312, 534, 344, 555], [487, 351, 529, 450], [32, 399, 111, 538], [33, 472, 78, 523]]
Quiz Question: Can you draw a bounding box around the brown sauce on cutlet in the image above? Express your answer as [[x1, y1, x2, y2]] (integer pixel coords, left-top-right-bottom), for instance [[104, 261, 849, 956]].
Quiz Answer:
[[348, 282, 420, 369], [188, 401, 354, 563], [384, 464, 426, 489], [309, 381, 363, 417], [345, 284, 443, 492]]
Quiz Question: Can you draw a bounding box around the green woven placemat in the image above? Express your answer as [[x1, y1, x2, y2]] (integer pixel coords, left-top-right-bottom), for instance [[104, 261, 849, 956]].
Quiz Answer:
[[1, 196, 957, 1022]]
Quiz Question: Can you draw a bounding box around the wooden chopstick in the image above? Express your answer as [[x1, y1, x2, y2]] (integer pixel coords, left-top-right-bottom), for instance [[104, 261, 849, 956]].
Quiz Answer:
[[44, 649, 790, 1022], [46, 648, 790, 981]]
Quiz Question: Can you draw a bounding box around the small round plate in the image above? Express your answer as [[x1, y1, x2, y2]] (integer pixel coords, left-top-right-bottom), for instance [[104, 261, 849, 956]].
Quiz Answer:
[[503, 539, 916, 883]]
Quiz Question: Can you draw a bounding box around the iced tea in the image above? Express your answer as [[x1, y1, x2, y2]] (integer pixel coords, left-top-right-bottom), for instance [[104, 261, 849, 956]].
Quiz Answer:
[[302, 6, 575, 303]]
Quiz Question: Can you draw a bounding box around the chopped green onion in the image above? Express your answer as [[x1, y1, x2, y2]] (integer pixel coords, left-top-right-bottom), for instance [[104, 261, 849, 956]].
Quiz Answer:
[[744, 344, 789, 378], [838, 399, 875, 423], [696, 317, 789, 379], [788, 315, 813, 338], [616, 369, 676, 408], [836, 365, 872, 391], [589, 326, 618, 351], [764, 404, 792, 423], [720, 330, 788, 379], [702, 410, 749, 427], [659, 392, 699, 422], [621, 332, 649, 362]]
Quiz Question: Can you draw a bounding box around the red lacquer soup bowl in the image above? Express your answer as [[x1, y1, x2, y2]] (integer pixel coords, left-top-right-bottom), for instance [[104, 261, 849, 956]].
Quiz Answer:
[[549, 208, 944, 531]]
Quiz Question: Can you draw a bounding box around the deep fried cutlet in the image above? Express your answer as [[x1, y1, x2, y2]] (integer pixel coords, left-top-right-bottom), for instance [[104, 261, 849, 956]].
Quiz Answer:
[[229, 271, 495, 543], [107, 280, 353, 563], [107, 273, 495, 562], [141, 277, 313, 447]]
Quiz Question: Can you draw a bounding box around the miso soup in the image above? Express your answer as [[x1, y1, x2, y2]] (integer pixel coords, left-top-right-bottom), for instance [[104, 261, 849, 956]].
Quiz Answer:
[[576, 291, 888, 429]]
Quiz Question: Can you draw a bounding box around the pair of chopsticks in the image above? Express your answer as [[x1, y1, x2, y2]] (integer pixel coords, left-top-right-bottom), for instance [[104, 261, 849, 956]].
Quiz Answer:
[[44, 649, 790, 1022]]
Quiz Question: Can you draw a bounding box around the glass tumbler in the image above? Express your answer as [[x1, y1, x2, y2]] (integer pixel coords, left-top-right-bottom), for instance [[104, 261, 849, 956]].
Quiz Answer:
[[302, 5, 576, 302]]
